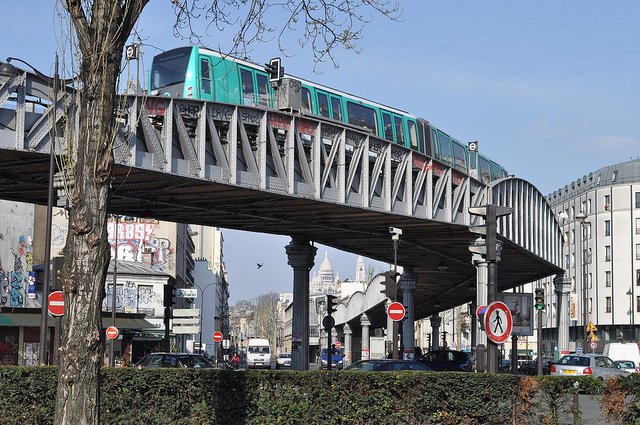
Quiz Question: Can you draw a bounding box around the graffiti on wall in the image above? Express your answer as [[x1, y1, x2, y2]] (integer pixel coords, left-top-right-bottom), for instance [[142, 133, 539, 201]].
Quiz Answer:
[[107, 217, 175, 273], [0, 235, 33, 308]]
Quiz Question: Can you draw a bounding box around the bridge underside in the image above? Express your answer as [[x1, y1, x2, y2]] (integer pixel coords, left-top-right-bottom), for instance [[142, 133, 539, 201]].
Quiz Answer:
[[0, 148, 560, 320]]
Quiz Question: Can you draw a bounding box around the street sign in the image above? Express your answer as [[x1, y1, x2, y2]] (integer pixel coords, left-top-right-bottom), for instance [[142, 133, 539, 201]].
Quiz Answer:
[[586, 321, 598, 332], [48, 291, 64, 317], [335, 341, 342, 349], [475, 305, 487, 319], [387, 302, 406, 321], [590, 341, 598, 350], [484, 301, 513, 344], [322, 315, 335, 330], [176, 288, 197, 298], [106, 326, 119, 340], [212, 331, 223, 343], [576, 346, 583, 355]]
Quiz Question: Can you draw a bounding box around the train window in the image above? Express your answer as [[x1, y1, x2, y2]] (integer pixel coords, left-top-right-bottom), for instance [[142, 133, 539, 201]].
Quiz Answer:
[[200, 58, 212, 95], [408, 121, 418, 150], [346, 102, 377, 133], [393, 116, 404, 145], [382, 112, 393, 141], [301, 87, 312, 113], [452, 141, 467, 172], [317, 92, 330, 118], [240, 68, 255, 106], [478, 156, 491, 184], [256, 73, 269, 106], [150, 47, 191, 90], [438, 132, 453, 166], [330, 96, 342, 121], [430, 128, 440, 159], [490, 162, 503, 181]]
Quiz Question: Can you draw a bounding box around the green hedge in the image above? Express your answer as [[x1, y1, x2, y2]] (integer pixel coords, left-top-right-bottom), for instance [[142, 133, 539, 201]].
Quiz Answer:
[[0, 367, 638, 424]]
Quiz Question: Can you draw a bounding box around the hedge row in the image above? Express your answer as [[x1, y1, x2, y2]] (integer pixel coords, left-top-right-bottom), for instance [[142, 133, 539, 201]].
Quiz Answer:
[[0, 367, 638, 424]]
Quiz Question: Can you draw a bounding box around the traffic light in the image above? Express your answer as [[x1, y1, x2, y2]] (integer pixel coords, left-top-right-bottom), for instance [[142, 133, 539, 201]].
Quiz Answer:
[[534, 288, 544, 311], [380, 270, 399, 299], [264, 57, 283, 83], [164, 280, 176, 308], [327, 294, 338, 315], [468, 205, 512, 261]]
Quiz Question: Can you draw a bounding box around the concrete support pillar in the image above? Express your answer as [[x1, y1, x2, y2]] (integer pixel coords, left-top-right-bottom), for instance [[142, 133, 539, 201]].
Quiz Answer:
[[430, 315, 441, 351], [331, 328, 338, 346], [400, 268, 417, 360], [385, 299, 394, 358], [473, 254, 488, 348], [360, 314, 371, 360], [343, 324, 352, 367], [285, 237, 317, 370], [554, 273, 572, 359]]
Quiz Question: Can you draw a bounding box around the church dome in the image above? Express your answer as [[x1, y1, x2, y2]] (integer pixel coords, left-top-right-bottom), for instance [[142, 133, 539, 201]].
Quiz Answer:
[[319, 251, 333, 274]]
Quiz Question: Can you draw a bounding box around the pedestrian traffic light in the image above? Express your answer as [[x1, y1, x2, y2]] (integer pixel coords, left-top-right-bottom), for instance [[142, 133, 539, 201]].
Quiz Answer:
[[264, 57, 283, 83], [327, 294, 338, 315], [379, 270, 399, 298], [164, 280, 176, 308], [534, 288, 544, 311]]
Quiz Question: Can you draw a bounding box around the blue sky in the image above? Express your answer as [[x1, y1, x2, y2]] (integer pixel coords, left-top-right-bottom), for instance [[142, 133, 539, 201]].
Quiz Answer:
[[3, 1, 638, 302]]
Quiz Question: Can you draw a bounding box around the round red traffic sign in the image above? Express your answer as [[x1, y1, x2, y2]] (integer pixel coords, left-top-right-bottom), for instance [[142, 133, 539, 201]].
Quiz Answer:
[[106, 326, 119, 340], [47, 291, 64, 317], [475, 305, 487, 319], [484, 301, 513, 344], [335, 341, 342, 349], [387, 302, 406, 321], [212, 331, 223, 343]]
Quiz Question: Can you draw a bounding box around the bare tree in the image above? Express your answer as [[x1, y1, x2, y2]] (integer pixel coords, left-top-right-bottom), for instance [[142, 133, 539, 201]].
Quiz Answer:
[[252, 292, 279, 351], [55, 0, 400, 422]]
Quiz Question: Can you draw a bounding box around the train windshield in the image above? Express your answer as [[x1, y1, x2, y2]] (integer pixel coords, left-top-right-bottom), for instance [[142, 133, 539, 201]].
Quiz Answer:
[[151, 47, 192, 91]]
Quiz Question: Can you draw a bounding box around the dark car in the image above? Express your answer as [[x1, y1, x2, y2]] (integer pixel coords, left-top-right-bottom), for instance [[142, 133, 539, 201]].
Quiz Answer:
[[344, 359, 432, 371], [419, 350, 473, 372], [134, 352, 215, 369]]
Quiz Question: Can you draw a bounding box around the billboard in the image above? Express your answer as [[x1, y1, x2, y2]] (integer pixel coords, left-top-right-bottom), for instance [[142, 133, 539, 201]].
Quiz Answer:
[[498, 292, 534, 336]]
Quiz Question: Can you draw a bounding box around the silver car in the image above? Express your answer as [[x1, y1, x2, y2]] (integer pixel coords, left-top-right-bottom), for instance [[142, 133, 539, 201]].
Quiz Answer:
[[550, 354, 629, 379]]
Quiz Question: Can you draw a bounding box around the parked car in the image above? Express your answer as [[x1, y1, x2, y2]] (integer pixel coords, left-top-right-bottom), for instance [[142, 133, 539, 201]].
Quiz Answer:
[[419, 350, 473, 371], [134, 353, 215, 369], [604, 343, 640, 367], [275, 353, 292, 369], [518, 360, 537, 375], [320, 347, 344, 370], [613, 360, 639, 374], [344, 359, 432, 371], [550, 354, 630, 379]]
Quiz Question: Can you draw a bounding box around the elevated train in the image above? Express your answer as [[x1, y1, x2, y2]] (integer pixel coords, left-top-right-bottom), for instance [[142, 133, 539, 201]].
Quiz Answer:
[[149, 46, 507, 184]]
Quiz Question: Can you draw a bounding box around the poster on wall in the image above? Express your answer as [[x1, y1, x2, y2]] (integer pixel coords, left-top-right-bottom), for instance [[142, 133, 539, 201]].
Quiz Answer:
[[27, 271, 37, 299], [570, 293, 578, 321], [497, 293, 533, 336]]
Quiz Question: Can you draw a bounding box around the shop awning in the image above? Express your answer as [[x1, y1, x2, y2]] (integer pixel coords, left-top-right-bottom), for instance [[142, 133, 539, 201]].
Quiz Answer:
[[0, 312, 155, 330]]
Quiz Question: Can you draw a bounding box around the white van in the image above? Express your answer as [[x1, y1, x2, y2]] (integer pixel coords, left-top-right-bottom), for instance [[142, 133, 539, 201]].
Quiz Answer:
[[246, 338, 271, 369], [603, 343, 640, 368]]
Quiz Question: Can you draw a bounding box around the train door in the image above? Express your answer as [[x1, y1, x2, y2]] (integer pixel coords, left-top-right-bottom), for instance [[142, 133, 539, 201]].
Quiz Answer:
[[381, 112, 394, 141], [316, 90, 331, 118], [198, 56, 215, 101], [239, 66, 256, 106], [392, 114, 405, 146], [329, 95, 343, 121], [239, 66, 272, 107], [406, 119, 419, 152]]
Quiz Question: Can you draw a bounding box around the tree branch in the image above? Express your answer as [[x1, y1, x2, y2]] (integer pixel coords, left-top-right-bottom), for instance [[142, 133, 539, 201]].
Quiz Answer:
[[65, 0, 92, 54]]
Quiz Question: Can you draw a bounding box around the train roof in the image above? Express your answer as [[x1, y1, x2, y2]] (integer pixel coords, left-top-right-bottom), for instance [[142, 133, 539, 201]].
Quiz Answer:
[[195, 46, 415, 118]]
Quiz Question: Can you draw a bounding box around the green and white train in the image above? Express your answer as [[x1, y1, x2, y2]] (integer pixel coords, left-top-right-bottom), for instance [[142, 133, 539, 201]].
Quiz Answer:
[[149, 46, 507, 184]]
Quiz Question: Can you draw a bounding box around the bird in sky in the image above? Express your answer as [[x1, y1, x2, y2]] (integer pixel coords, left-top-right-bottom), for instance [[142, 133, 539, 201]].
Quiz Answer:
[[257, 263, 264, 269]]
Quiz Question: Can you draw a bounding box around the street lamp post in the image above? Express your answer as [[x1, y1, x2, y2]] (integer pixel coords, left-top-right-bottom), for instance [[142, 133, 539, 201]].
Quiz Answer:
[[575, 211, 588, 352], [193, 282, 217, 356]]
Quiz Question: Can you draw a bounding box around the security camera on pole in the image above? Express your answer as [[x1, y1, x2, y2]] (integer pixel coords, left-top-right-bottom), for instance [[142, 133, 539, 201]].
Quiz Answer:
[[468, 205, 512, 373]]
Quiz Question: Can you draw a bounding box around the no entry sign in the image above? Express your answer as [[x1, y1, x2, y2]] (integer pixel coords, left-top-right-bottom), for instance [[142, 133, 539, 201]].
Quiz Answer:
[[387, 302, 406, 321], [484, 301, 512, 344], [47, 291, 64, 317], [212, 331, 223, 343], [106, 326, 119, 340]]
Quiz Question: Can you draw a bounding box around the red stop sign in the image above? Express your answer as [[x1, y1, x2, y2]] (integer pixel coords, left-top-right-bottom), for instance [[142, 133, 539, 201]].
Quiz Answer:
[[106, 326, 119, 340], [48, 291, 64, 317], [212, 331, 223, 343], [387, 302, 406, 321]]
